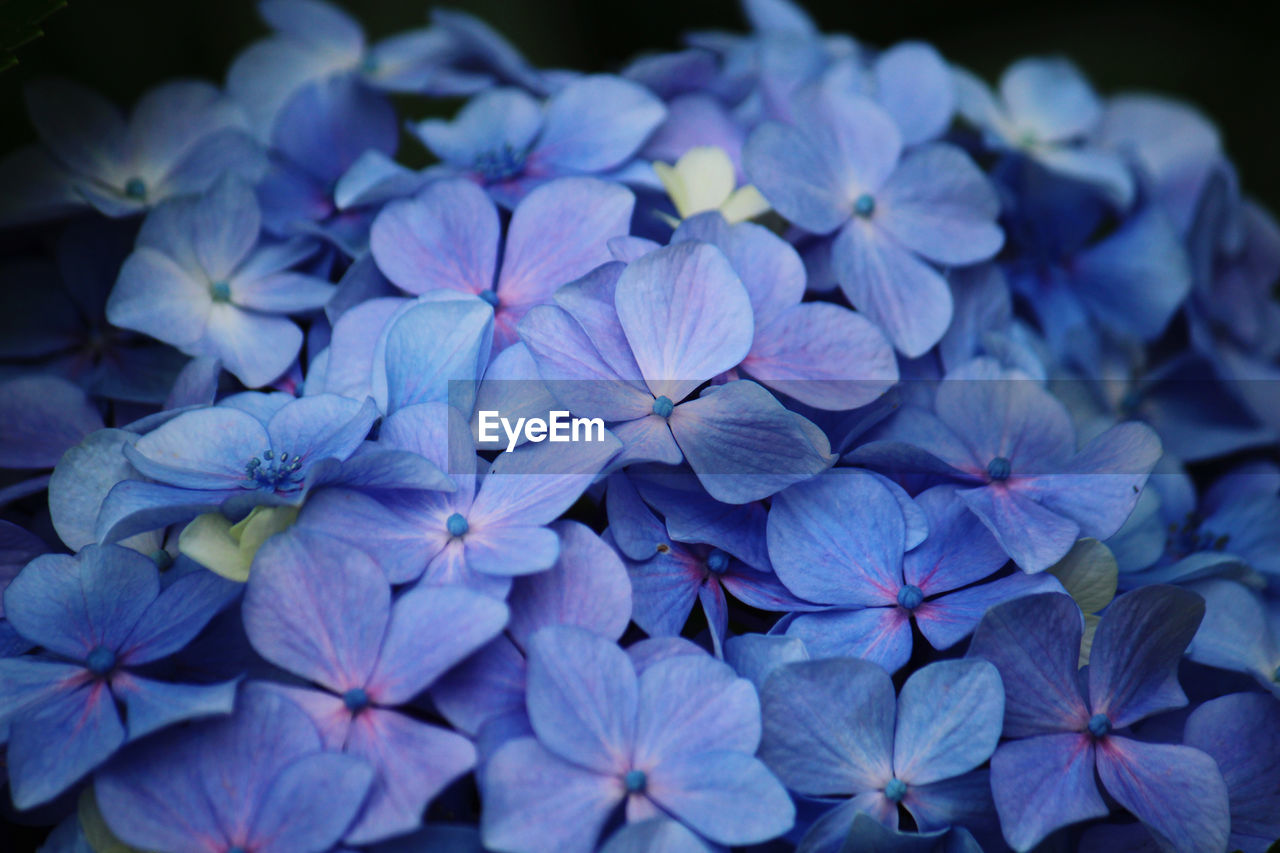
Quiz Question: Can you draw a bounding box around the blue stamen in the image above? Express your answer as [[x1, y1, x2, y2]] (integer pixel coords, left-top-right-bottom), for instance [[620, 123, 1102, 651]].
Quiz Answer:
[[478, 289, 500, 306], [987, 456, 1012, 481], [242, 448, 307, 493], [1087, 713, 1112, 738], [447, 513, 469, 537], [652, 396, 674, 418], [854, 193, 876, 217], [123, 177, 147, 200], [210, 280, 231, 303], [473, 144, 528, 183], [706, 549, 730, 574], [86, 646, 117, 677], [343, 687, 370, 713], [884, 778, 907, 802], [896, 584, 924, 611], [624, 769, 647, 793]]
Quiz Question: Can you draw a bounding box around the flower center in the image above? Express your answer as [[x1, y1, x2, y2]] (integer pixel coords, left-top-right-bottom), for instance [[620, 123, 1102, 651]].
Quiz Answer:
[[243, 449, 306, 493], [987, 456, 1012, 481], [1166, 512, 1228, 560], [473, 144, 528, 183], [884, 778, 907, 802], [86, 645, 117, 677], [896, 584, 924, 611], [624, 769, 647, 793], [210, 280, 232, 303], [359, 55, 380, 75], [1087, 713, 1112, 738], [478, 289, 500, 307], [706, 549, 729, 574], [343, 687, 370, 713], [853, 193, 876, 218], [447, 512, 469, 538], [124, 177, 147, 200], [652, 396, 675, 418]]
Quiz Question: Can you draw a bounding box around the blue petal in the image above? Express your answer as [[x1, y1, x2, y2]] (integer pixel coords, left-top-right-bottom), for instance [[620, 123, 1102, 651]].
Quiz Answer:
[[369, 178, 499, 296], [533, 75, 666, 174], [668, 380, 833, 504]]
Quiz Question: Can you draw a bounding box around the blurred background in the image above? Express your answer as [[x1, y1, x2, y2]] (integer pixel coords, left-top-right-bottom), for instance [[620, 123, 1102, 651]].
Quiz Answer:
[[1, 0, 1278, 209]]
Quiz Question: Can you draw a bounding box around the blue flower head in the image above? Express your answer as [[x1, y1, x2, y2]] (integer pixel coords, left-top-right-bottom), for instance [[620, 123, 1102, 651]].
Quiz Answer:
[[0, 545, 239, 808]]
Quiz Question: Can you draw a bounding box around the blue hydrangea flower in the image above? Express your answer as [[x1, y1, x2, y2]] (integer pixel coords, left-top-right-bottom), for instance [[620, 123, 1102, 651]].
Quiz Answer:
[[227, 0, 542, 141], [242, 532, 507, 843], [758, 657, 1004, 850], [955, 57, 1135, 208], [850, 357, 1162, 572], [0, 545, 239, 808], [520, 241, 833, 503], [370, 177, 634, 348], [768, 471, 1061, 672], [744, 85, 1003, 356], [1112, 463, 1280, 589], [105, 177, 335, 387], [967, 587, 1230, 852], [95, 392, 450, 544], [0, 78, 263, 226], [288, 403, 618, 596], [605, 472, 813, 657], [94, 682, 375, 853], [413, 75, 666, 207], [256, 75, 399, 254], [0, 221, 194, 404], [480, 625, 794, 852]]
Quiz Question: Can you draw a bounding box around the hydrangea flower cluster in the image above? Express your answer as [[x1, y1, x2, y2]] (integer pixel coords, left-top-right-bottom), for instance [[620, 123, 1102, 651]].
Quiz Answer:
[[1, 1, 1278, 851]]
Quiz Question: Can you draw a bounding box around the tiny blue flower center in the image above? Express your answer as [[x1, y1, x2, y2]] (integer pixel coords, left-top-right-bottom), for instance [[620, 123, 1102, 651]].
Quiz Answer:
[[243, 448, 306, 493], [652, 396, 675, 418], [473, 144, 528, 183], [1166, 512, 1228, 560], [150, 548, 173, 570], [343, 687, 370, 713], [706, 549, 730, 574], [897, 584, 924, 611], [210, 280, 232, 303], [854, 193, 876, 218], [123, 177, 147, 200], [987, 456, 1012, 481], [1087, 713, 1112, 738], [624, 769, 647, 793], [447, 512, 469, 538], [884, 778, 907, 802], [86, 646, 117, 677], [359, 55, 380, 75], [478, 289, 500, 307]]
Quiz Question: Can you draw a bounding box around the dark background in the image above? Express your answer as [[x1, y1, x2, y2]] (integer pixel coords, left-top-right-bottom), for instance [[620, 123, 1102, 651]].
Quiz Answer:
[[1, 1, 1278, 212]]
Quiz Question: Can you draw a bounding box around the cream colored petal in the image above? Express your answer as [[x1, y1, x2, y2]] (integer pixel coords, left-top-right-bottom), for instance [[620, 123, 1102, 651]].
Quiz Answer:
[[720, 184, 770, 223], [179, 511, 251, 582], [1048, 537, 1118, 615]]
